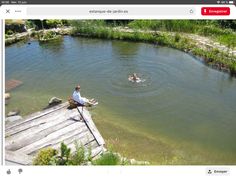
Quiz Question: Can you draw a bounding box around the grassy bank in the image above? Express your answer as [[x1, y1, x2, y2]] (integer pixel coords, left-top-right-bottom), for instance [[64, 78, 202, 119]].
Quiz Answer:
[[70, 20, 236, 77], [128, 20, 236, 48]]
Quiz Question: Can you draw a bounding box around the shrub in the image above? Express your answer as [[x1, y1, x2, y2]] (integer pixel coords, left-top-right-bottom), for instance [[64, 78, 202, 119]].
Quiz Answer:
[[55, 142, 71, 165], [33, 148, 58, 165], [45, 20, 63, 28], [69, 142, 86, 165], [174, 33, 181, 43], [6, 30, 14, 35]]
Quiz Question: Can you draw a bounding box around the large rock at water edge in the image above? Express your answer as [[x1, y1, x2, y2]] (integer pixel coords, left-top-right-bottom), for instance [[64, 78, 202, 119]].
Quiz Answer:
[[49, 97, 62, 105], [7, 109, 20, 117]]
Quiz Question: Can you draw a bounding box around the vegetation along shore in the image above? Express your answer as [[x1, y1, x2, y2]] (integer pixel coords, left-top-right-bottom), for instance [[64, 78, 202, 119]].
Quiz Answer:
[[5, 19, 236, 77]]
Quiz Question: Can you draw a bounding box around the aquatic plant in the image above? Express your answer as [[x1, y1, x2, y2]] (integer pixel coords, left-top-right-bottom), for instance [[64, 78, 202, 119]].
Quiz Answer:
[[38, 31, 62, 42]]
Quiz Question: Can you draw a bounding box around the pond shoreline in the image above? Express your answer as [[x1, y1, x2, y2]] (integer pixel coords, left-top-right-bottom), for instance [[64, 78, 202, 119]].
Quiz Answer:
[[5, 26, 236, 77]]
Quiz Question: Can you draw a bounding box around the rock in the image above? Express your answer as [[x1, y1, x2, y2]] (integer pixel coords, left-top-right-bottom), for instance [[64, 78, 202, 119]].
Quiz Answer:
[[130, 159, 136, 164], [44, 97, 63, 110], [48, 97, 62, 105], [5, 93, 11, 99], [7, 110, 20, 117], [5, 115, 23, 122]]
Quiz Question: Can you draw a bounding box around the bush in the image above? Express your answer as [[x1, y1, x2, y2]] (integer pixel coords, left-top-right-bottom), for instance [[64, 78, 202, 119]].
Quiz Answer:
[[25, 20, 35, 29], [69, 142, 86, 165], [45, 20, 63, 28], [6, 30, 14, 35], [33, 148, 58, 165], [174, 33, 181, 42], [55, 142, 71, 165]]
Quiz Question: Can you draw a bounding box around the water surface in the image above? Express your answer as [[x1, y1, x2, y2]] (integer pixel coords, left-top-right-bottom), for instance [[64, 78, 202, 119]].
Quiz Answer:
[[5, 36, 236, 164]]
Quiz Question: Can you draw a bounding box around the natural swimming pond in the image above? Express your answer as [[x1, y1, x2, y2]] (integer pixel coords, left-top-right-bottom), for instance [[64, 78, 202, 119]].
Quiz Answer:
[[5, 36, 236, 164]]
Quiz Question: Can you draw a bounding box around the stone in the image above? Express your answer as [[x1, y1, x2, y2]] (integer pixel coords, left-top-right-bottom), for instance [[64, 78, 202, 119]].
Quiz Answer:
[[48, 97, 62, 105], [7, 110, 20, 117], [5, 93, 11, 99], [44, 97, 63, 109], [5, 115, 23, 122]]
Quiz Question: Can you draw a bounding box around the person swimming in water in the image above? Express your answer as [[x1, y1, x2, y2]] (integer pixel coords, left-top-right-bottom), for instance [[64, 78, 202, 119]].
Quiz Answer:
[[128, 73, 141, 82]]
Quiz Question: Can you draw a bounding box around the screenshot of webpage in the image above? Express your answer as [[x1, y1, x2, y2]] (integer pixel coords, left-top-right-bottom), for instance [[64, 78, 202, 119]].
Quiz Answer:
[[0, 0, 236, 177]]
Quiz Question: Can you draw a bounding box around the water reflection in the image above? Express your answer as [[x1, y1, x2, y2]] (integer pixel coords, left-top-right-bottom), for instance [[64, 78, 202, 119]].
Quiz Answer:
[[112, 40, 140, 58], [39, 38, 64, 53]]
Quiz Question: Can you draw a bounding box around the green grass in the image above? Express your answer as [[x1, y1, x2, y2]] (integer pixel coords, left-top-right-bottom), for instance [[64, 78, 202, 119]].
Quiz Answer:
[[128, 20, 236, 48], [92, 152, 121, 165]]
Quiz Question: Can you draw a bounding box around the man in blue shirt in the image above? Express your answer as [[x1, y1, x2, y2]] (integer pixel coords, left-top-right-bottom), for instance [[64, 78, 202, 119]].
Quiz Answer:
[[72, 84, 97, 106]]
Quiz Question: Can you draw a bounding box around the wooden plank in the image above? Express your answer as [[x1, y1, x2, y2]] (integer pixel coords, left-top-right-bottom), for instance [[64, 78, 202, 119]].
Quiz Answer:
[[5, 113, 80, 143], [29, 128, 94, 155], [83, 140, 105, 158], [84, 140, 100, 150], [17, 122, 87, 155], [6, 107, 79, 136], [16, 122, 88, 155], [91, 146, 105, 158], [5, 118, 81, 151], [77, 107, 105, 146], [5, 79, 23, 92], [5, 150, 33, 165], [49, 130, 96, 154], [6, 102, 69, 130]]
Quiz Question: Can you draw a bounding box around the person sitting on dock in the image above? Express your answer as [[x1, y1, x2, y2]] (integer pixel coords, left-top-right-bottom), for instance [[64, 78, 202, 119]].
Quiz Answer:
[[72, 84, 97, 107]]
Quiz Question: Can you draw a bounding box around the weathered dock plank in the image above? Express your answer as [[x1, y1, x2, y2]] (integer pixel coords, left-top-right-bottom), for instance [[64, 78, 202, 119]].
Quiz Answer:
[[6, 119, 78, 151], [5, 115, 77, 145], [15, 122, 88, 154], [50, 129, 95, 151], [5, 151, 33, 165], [78, 107, 105, 146], [5, 108, 79, 137], [5, 102, 105, 165], [6, 102, 69, 130]]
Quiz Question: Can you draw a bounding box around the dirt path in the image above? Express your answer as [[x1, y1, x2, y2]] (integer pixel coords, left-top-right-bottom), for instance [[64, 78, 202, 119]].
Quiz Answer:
[[187, 34, 236, 56], [114, 27, 236, 57]]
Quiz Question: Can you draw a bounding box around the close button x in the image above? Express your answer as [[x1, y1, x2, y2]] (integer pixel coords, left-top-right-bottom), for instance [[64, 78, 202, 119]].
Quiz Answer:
[[6, 9, 10, 13]]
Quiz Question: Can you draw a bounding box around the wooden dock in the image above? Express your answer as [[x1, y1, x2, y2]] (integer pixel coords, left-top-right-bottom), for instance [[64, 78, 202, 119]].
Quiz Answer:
[[5, 102, 105, 165]]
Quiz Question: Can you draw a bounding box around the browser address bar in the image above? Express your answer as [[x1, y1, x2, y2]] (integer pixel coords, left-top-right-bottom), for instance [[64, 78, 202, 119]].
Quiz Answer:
[[26, 6, 196, 16]]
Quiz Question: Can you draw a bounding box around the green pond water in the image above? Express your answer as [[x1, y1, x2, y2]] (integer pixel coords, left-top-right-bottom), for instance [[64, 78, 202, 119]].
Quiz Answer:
[[5, 36, 236, 164]]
